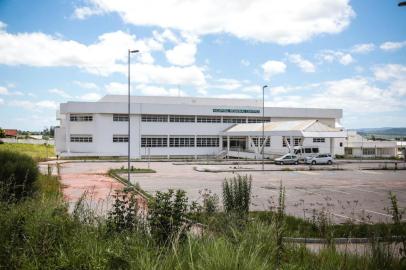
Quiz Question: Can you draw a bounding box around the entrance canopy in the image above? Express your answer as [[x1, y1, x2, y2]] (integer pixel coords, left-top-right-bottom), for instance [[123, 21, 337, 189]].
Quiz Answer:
[[222, 120, 346, 138]]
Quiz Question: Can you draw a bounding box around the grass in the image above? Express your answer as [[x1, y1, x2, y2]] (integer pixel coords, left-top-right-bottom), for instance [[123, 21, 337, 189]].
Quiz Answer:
[[0, 143, 55, 161]]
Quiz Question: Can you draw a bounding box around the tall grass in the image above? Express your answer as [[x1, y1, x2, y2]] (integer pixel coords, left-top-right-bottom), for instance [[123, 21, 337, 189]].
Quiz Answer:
[[0, 143, 55, 161]]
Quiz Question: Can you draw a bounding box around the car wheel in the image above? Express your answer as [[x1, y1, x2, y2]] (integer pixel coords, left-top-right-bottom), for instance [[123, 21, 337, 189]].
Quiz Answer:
[[327, 160, 332, 165], [311, 160, 316, 165], [294, 161, 298, 165], [280, 161, 284, 165]]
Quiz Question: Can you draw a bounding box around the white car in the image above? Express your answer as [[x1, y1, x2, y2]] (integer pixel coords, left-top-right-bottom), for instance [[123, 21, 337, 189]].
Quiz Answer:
[[305, 154, 334, 165], [274, 154, 299, 165]]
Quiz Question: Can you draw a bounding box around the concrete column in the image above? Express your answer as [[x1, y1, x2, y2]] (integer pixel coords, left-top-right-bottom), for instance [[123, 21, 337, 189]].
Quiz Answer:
[[227, 136, 230, 152]]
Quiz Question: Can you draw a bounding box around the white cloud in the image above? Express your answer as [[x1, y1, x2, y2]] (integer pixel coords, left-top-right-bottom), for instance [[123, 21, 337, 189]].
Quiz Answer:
[[0, 27, 207, 86], [211, 78, 242, 90], [286, 53, 315, 73], [73, 6, 104, 20], [373, 64, 406, 96], [73, 81, 99, 90], [79, 93, 102, 101], [241, 84, 261, 93], [132, 63, 206, 86], [0, 86, 23, 96], [49, 88, 71, 98], [75, 0, 354, 44], [339, 54, 353, 65], [0, 86, 8, 95], [351, 43, 375, 54], [318, 50, 354, 65], [380, 41, 406, 51], [9, 100, 58, 110], [136, 85, 186, 97], [0, 98, 3, 104], [165, 42, 197, 66], [241, 59, 250, 67], [105, 82, 127, 95], [268, 77, 401, 113], [261, 60, 286, 79]]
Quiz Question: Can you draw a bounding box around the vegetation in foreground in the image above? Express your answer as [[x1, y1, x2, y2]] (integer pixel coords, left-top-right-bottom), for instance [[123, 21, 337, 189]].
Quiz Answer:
[[0, 143, 55, 161], [0, 151, 405, 269]]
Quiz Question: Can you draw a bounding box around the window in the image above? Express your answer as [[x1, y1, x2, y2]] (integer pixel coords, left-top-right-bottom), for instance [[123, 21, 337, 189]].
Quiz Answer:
[[313, 138, 326, 143], [169, 136, 195, 147], [305, 148, 312, 153], [141, 136, 167, 147], [252, 137, 271, 147], [196, 116, 221, 123], [312, 148, 319, 153], [340, 142, 343, 147], [70, 114, 93, 122], [223, 117, 246, 123], [282, 137, 302, 147], [363, 148, 375, 155], [113, 135, 128, 143], [70, 135, 92, 142], [196, 136, 219, 147], [248, 118, 271, 123], [169, 115, 195, 122], [113, 114, 128, 122], [142, 115, 168, 122]]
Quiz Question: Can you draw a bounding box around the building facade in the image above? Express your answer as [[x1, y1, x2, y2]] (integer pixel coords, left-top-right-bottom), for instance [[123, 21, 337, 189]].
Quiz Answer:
[[55, 95, 345, 159]]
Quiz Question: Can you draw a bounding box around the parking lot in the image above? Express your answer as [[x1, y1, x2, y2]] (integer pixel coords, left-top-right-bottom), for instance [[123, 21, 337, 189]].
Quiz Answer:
[[55, 161, 406, 223]]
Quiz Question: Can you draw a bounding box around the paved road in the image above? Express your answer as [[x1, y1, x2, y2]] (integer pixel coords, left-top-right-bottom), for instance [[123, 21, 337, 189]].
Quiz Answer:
[[50, 161, 406, 223]]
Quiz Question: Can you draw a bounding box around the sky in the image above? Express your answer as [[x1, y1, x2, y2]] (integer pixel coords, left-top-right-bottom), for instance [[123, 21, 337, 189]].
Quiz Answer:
[[0, 0, 405, 131]]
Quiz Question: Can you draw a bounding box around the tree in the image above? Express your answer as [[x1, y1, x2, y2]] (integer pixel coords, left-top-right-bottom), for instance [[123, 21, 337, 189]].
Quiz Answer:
[[0, 128, 5, 138]]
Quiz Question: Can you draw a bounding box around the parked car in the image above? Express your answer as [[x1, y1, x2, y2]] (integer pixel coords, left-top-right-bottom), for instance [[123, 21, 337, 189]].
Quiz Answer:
[[274, 154, 299, 165], [305, 154, 334, 165]]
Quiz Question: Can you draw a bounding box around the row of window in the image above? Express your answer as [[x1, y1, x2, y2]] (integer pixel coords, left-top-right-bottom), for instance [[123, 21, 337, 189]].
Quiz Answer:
[[282, 137, 302, 147], [313, 137, 326, 143], [70, 115, 93, 122], [252, 137, 271, 147], [70, 135, 93, 142], [141, 136, 220, 147], [69, 114, 271, 123]]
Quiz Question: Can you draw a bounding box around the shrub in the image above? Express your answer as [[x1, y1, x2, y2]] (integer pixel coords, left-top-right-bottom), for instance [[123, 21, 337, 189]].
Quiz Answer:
[[200, 189, 219, 214], [107, 188, 142, 233], [148, 189, 191, 244], [0, 150, 38, 201], [222, 174, 252, 217]]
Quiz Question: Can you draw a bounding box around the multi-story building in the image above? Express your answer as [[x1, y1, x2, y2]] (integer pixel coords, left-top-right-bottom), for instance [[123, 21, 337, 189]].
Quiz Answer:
[[55, 95, 345, 159]]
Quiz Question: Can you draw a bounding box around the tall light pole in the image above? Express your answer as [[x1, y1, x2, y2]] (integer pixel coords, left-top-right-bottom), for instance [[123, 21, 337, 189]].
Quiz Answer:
[[128, 49, 139, 183], [399, 2, 406, 6], [262, 85, 268, 171]]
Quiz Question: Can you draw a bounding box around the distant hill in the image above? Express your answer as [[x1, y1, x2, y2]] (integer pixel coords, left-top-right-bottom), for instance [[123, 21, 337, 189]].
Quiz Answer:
[[357, 127, 406, 136]]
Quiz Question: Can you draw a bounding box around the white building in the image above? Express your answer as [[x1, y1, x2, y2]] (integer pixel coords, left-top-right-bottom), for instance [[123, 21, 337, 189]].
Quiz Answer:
[[344, 131, 406, 158], [55, 95, 346, 159]]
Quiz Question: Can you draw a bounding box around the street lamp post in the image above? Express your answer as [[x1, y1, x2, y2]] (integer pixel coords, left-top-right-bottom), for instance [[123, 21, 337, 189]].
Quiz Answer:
[[262, 85, 268, 171], [399, 2, 406, 6], [128, 49, 139, 183]]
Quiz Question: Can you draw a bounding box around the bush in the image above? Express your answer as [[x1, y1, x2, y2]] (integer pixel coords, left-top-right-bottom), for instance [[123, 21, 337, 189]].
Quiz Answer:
[[148, 189, 192, 244], [0, 150, 38, 201], [222, 174, 252, 217]]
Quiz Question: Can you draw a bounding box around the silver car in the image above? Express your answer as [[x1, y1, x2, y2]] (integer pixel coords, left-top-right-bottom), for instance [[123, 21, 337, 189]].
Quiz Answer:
[[274, 154, 299, 165], [305, 154, 334, 165]]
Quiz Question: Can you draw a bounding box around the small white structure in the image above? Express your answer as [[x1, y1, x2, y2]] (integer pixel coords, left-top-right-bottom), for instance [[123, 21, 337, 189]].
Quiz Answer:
[[344, 131, 405, 158], [55, 95, 345, 159]]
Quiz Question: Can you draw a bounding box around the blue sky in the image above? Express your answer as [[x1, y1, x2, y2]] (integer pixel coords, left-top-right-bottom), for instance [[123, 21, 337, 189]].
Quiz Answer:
[[0, 0, 405, 130]]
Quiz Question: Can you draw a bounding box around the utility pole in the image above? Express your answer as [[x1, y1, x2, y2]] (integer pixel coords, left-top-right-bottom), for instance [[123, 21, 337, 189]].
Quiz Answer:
[[128, 49, 139, 182], [262, 85, 268, 171]]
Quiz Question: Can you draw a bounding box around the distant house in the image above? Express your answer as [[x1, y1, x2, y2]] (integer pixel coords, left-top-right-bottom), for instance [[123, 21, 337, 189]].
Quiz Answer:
[[4, 129, 17, 138]]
